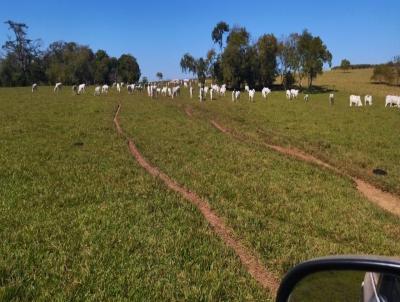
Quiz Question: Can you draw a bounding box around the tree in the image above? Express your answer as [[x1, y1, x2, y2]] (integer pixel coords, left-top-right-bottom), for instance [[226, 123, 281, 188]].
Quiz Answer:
[[340, 59, 351, 72], [93, 49, 112, 84], [141, 76, 148, 85], [118, 54, 141, 83], [156, 72, 163, 81], [221, 27, 250, 89], [297, 30, 332, 88], [1, 20, 42, 85], [256, 34, 278, 87], [180, 53, 209, 85], [211, 21, 230, 51]]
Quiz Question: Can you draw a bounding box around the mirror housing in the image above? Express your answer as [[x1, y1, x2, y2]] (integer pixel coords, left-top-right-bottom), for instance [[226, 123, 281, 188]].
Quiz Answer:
[[276, 255, 400, 302]]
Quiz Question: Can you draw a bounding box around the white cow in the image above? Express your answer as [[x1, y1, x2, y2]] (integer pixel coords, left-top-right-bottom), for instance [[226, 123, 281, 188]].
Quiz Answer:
[[385, 95, 400, 107], [54, 82, 62, 93], [235, 90, 240, 101], [172, 86, 180, 98], [290, 89, 299, 99], [32, 83, 38, 93], [161, 86, 168, 96], [364, 95, 372, 106], [189, 86, 193, 99], [116, 83, 121, 93], [211, 84, 220, 95], [220, 85, 226, 96], [304, 94, 309, 102], [78, 83, 86, 94], [262, 87, 271, 99], [286, 90, 292, 100], [102, 85, 109, 94], [244, 85, 249, 92], [199, 87, 204, 102], [349, 95, 363, 107], [329, 93, 334, 105], [204, 86, 209, 97], [94, 86, 101, 96], [248, 89, 255, 101]]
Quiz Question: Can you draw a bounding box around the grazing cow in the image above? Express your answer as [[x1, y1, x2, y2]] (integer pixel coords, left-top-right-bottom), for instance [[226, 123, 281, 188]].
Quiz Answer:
[[54, 82, 62, 93], [117, 83, 121, 93], [102, 84, 109, 94], [235, 90, 241, 101], [364, 95, 372, 106], [172, 86, 180, 98], [72, 85, 78, 95], [32, 83, 38, 93], [78, 83, 86, 94], [248, 89, 255, 101], [290, 89, 299, 99], [204, 86, 209, 97], [94, 86, 101, 96], [286, 90, 292, 100], [304, 94, 309, 102], [199, 87, 204, 102], [329, 93, 334, 105], [220, 85, 226, 96], [385, 95, 400, 107], [262, 87, 271, 99], [349, 95, 363, 107], [189, 86, 193, 99]]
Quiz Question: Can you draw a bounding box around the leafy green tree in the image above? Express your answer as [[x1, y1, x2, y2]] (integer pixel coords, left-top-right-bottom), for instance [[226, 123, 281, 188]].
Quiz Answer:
[[93, 50, 111, 84], [297, 30, 332, 88], [340, 59, 351, 72], [256, 34, 278, 87], [221, 27, 250, 89], [156, 72, 163, 81], [211, 21, 230, 51], [141, 76, 148, 85], [180, 53, 210, 85], [118, 54, 141, 83]]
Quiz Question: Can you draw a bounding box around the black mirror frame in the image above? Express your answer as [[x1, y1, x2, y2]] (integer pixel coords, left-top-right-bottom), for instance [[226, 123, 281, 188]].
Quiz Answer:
[[276, 255, 400, 302]]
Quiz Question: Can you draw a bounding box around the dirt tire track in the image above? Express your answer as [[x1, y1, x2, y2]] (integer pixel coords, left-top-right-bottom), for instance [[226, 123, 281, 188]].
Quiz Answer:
[[185, 106, 193, 117], [113, 105, 279, 295], [210, 120, 400, 217]]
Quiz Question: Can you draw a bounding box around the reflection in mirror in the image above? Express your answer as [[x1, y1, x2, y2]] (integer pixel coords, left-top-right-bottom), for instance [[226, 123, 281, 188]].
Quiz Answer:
[[288, 270, 400, 302]]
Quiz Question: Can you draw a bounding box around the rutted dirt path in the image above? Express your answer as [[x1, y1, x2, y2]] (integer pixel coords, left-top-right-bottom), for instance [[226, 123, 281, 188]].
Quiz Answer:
[[113, 105, 279, 295], [185, 106, 193, 117], [210, 120, 400, 217]]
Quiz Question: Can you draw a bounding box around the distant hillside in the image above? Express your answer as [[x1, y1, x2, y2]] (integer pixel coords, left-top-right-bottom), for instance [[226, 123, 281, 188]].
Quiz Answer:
[[313, 68, 400, 98]]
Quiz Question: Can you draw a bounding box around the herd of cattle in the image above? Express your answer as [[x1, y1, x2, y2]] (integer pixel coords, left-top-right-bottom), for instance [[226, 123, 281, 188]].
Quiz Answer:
[[30, 82, 400, 107]]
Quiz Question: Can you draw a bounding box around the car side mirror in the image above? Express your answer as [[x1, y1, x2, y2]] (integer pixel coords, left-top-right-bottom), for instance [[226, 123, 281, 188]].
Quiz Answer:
[[275, 256, 400, 302]]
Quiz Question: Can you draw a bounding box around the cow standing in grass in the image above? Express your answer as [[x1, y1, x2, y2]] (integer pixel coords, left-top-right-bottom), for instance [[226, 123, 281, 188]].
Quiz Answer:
[[32, 83, 38, 93], [329, 93, 334, 105], [54, 82, 62, 93]]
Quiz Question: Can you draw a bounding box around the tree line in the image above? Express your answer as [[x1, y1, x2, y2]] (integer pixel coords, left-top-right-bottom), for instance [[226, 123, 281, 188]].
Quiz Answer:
[[0, 21, 141, 86], [371, 56, 400, 86], [180, 21, 332, 90]]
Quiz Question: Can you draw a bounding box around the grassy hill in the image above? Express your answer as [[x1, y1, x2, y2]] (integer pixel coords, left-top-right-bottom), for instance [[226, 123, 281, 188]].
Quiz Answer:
[[313, 68, 400, 98]]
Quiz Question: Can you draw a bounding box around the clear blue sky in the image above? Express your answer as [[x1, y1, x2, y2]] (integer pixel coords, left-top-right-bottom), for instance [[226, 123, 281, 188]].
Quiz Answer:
[[1, 0, 399, 80]]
